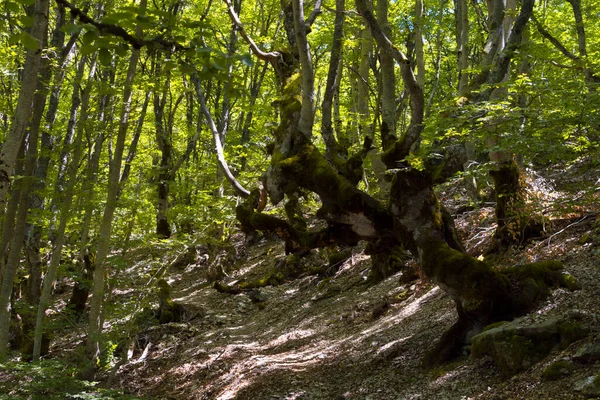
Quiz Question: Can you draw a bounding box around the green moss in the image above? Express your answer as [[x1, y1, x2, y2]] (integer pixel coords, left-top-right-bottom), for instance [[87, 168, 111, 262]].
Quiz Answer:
[[557, 320, 588, 348], [240, 272, 285, 289], [562, 273, 582, 290], [541, 360, 574, 381], [482, 321, 509, 332], [157, 279, 178, 324]]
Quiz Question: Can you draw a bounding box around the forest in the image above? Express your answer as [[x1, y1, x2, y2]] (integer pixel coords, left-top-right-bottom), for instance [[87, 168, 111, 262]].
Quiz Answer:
[[0, 0, 599, 398]]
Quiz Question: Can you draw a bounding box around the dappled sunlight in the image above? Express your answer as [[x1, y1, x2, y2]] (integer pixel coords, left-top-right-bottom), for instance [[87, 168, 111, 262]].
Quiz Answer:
[[143, 284, 451, 399]]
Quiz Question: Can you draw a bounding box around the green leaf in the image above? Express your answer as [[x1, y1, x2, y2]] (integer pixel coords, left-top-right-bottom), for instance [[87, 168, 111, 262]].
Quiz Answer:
[[17, 0, 35, 5], [114, 43, 129, 57], [18, 15, 33, 27], [6, 1, 20, 12], [95, 37, 111, 48], [62, 23, 83, 35], [238, 54, 254, 67], [8, 33, 22, 45], [82, 30, 96, 45], [195, 46, 212, 54], [21, 32, 39, 51], [80, 43, 96, 56], [163, 59, 177, 72], [98, 48, 112, 66]]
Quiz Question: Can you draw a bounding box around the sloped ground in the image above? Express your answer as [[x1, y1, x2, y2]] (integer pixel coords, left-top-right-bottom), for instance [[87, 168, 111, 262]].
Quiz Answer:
[[106, 161, 600, 400], [1, 161, 598, 400]]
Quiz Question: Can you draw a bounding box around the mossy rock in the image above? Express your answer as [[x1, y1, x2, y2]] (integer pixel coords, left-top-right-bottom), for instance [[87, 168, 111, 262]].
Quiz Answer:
[[574, 374, 600, 397], [471, 314, 590, 377], [541, 360, 574, 381]]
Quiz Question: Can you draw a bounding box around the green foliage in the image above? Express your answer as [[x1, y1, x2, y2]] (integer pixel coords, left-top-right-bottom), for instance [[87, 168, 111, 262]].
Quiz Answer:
[[0, 360, 145, 399]]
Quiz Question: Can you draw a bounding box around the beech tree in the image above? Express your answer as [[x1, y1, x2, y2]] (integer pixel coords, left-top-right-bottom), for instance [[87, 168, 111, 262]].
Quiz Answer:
[[0, 0, 597, 369]]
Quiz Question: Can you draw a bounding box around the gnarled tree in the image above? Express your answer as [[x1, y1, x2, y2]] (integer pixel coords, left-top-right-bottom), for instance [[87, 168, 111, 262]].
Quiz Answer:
[[227, 0, 577, 363]]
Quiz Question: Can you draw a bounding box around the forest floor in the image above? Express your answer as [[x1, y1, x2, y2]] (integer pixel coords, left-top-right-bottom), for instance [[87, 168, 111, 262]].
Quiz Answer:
[[3, 160, 600, 400]]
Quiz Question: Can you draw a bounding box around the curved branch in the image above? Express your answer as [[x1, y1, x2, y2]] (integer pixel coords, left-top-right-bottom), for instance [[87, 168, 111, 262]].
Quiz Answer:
[[355, 0, 423, 164], [192, 76, 250, 198], [320, 0, 345, 160], [223, 0, 280, 62], [532, 16, 579, 61], [306, 0, 323, 28]]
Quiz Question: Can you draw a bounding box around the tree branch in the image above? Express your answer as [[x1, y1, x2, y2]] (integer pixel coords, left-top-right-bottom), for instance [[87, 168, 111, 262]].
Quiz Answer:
[[55, 0, 188, 51], [355, 0, 423, 164], [192, 75, 250, 198], [222, 0, 280, 62], [306, 0, 323, 27], [532, 16, 579, 61]]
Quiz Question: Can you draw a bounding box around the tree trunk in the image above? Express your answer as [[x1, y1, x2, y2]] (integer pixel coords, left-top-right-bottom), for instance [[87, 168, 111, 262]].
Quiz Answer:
[[456, 0, 469, 95], [0, 0, 49, 225], [85, 4, 145, 366], [32, 55, 97, 361], [0, 126, 39, 359]]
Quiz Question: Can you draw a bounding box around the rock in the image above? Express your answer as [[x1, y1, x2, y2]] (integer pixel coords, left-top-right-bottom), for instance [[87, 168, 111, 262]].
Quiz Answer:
[[541, 359, 574, 381], [471, 313, 589, 377], [247, 288, 268, 303], [574, 375, 600, 397], [573, 343, 600, 363]]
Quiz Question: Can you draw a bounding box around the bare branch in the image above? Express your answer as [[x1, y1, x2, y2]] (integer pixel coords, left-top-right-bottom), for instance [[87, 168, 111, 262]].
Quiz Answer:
[[222, 0, 280, 62], [306, 0, 323, 27], [192, 75, 250, 198], [532, 16, 579, 61]]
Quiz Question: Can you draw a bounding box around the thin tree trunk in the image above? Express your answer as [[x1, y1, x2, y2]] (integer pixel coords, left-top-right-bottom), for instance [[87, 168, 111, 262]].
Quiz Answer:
[[32, 55, 97, 361], [86, 0, 145, 364], [0, 127, 40, 359], [414, 0, 425, 88], [0, 0, 49, 226], [456, 0, 469, 95], [321, 0, 345, 163]]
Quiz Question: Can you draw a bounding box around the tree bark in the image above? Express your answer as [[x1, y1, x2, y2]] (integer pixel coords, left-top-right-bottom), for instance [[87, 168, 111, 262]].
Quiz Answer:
[[86, 1, 145, 365], [0, 0, 49, 227], [32, 55, 98, 361]]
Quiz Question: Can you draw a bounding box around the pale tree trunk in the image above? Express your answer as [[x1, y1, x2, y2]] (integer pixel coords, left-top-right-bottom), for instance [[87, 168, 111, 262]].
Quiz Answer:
[[292, 0, 315, 139], [456, 0, 469, 95], [0, 146, 25, 286], [414, 0, 425, 88], [86, 0, 145, 365], [66, 67, 116, 320], [0, 0, 49, 226], [194, 78, 250, 198], [23, 2, 71, 321], [377, 0, 396, 147], [425, 0, 444, 115], [32, 55, 97, 361], [18, 45, 52, 361]]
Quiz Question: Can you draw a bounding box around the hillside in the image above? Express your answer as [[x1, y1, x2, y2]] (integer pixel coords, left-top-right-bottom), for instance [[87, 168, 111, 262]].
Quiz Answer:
[[2, 162, 599, 400]]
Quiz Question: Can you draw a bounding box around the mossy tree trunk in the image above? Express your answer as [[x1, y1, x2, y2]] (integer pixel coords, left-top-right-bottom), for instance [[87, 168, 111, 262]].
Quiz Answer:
[[227, 0, 573, 363]]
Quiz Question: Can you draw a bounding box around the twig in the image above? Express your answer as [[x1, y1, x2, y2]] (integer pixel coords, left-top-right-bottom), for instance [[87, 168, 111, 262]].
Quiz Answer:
[[546, 213, 597, 246]]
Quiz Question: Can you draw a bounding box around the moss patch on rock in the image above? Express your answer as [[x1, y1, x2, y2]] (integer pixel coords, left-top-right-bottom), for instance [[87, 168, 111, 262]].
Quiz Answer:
[[541, 360, 574, 381], [471, 314, 590, 377]]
